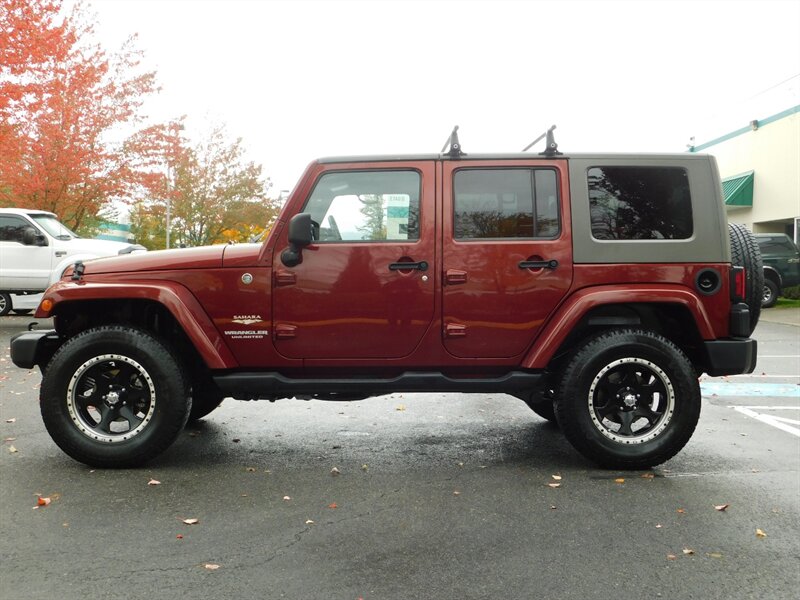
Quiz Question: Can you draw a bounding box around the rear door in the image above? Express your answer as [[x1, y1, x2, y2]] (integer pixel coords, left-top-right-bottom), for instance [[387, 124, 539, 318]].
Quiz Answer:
[[441, 160, 573, 358], [272, 162, 436, 360]]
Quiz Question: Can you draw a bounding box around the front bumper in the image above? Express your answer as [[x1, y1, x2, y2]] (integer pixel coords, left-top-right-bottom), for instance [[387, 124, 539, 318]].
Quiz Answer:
[[10, 330, 62, 370], [703, 338, 757, 376]]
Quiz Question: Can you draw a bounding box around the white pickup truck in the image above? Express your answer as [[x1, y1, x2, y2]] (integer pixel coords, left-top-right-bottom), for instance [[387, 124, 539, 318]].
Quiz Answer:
[[0, 208, 145, 316]]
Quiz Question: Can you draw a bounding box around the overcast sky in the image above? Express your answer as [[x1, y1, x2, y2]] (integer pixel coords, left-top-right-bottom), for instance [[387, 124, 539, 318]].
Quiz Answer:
[[87, 0, 800, 194]]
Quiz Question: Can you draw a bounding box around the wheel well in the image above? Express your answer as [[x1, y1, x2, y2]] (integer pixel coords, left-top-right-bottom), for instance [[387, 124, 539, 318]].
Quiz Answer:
[[547, 303, 705, 373], [52, 299, 208, 381], [763, 268, 781, 287]]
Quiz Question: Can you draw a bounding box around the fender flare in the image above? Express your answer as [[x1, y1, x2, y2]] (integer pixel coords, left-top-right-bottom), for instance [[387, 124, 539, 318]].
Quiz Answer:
[[36, 280, 238, 369], [762, 265, 782, 287], [521, 285, 715, 369]]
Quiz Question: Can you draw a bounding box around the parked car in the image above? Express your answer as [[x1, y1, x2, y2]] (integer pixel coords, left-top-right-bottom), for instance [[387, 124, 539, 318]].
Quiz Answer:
[[754, 233, 800, 307], [11, 132, 762, 470], [0, 208, 145, 311]]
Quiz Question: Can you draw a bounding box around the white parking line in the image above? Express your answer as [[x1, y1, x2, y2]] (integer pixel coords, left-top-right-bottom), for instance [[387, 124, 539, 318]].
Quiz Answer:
[[730, 406, 800, 437]]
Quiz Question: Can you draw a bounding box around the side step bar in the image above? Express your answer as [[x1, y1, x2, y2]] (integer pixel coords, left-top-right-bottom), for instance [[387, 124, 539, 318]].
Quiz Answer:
[[213, 371, 543, 400]]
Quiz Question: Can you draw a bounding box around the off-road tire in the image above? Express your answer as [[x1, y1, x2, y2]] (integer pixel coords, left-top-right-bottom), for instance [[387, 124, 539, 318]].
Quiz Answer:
[[40, 326, 191, 468], [762, 278, 779, 309], [555, 329, 701, 469], [0, 292, 11, 317], [728, 223, 763, 333]]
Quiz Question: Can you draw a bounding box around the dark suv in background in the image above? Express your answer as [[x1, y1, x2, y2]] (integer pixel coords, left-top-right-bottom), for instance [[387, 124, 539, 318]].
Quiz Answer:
[[755, 233, 800, 307]]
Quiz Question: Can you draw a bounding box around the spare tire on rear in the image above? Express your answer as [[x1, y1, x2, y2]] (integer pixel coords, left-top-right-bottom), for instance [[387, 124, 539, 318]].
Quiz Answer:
[[728, 222, 763, 335]]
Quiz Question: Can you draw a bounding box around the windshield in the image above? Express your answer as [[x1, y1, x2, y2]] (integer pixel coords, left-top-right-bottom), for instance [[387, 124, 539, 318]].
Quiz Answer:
[[30, 214, 79, 239]]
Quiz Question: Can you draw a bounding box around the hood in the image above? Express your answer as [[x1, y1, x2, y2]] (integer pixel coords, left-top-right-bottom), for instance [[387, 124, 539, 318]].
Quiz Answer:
[[77, 245, 226, 276]]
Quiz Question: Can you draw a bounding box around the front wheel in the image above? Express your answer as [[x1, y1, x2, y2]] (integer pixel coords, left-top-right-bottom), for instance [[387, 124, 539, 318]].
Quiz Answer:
[[762, 279, 779, 308], [556, 329, 700, 469], [40, 326, 191, 467]]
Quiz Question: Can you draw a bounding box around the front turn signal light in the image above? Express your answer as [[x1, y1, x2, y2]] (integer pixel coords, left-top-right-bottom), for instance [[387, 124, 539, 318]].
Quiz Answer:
[[40, 298, 54, 313]]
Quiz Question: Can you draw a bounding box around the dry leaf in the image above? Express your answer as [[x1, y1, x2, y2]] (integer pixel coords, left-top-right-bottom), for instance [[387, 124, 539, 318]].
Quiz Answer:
[[640, 473, 655, 479], [361, 464, 368, 471], [667, 554, 678, 561], [5, 418, 16, 423], [8, 445, 18, 453], [330, 467, 340, 476], [37, 496, 51, 507], [283, 496, 291, 501], [245, 467, 256, 472], [551, 475, 562, 481], [682, 548, 695, 555], [714, 503, 730, 512], [328, 502, 338, 509], [756, 528, 767, 538], [453, 490, 461, 496], [305, 519, 314, 525], [550, 505, 557, 510], [203, 564, 220, 571], [176, 534, 184, 539], [677, 508, 686, 514], [182, 518, 200, 525], [614, 478, 625, 484], [656, 524, 663, 529], [547, 483, 561, 488], [147, 479, 161, 486]]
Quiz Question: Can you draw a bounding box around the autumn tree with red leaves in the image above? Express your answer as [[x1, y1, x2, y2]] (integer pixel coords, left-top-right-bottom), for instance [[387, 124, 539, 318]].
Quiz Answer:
[[127, 121, 277, 249], [0, 0, 157, 231]]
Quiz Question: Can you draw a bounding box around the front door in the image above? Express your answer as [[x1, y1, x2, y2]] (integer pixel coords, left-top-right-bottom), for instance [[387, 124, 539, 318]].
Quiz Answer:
[[273, 163, 436, 360], [442, 160, 573, 358]]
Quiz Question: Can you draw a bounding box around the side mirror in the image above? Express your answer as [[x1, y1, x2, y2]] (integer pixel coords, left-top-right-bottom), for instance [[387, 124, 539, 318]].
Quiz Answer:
[[281, 213, 313, 267], [22, 227, 47, 246]]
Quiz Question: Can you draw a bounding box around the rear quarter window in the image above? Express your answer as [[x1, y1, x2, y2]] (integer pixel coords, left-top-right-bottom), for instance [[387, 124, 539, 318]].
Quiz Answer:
[[588, 166, 692, 240]]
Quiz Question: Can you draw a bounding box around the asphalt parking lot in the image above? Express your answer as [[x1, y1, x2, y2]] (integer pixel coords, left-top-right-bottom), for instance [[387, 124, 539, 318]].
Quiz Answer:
[[1, 313, 798, 600]]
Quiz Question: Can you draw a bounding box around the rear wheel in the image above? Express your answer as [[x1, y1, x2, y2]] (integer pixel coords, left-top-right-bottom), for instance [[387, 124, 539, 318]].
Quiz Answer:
[[0, 292, 11, 316], [40, 326, 190, 467], [556, 329, 700, 469], [728, 223, 763, 333]]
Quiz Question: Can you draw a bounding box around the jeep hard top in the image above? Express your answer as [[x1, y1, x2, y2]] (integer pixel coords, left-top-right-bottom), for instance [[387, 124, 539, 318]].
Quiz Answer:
[[10, 127, 762, 469]]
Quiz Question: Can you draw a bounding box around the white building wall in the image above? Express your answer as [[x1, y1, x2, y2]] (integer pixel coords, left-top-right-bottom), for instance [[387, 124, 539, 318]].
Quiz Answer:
[[699, 108, 799, 239]]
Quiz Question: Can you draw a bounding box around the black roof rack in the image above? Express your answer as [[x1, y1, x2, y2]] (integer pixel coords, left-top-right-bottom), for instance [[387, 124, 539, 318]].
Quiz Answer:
[[522, 125, 562, 157], [441, 125, 465, 158]]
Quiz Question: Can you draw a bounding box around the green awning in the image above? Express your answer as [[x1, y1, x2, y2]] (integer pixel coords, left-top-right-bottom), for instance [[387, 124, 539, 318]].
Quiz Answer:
[[722, 171, 754, 207]]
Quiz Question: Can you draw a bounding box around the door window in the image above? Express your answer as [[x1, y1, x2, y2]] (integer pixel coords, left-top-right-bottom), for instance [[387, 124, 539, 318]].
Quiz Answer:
[[0, 216, 30, 243], [303, 170, 420, 242], [453, 169, 559, 239]]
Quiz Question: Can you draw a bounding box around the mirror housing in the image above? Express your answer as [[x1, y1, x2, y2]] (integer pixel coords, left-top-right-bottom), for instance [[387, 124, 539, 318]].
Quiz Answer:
[[281, 213, 313, 267], [22, 227, 47, 246]]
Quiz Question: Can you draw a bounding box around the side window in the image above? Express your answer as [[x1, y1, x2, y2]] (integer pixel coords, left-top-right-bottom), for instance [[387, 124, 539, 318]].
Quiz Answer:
[[0, 216, 29, 243], [588, 166, 693, 240], [453, 169, 560, 239], [303, 170, 420, 242]]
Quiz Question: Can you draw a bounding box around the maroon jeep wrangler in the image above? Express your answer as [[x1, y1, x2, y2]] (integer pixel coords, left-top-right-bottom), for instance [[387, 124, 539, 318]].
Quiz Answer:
[[11, 131, 762, 469]]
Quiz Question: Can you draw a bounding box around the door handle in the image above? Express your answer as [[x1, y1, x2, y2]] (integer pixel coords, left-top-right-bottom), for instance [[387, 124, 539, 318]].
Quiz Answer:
[[389, 261, 428, 272], [518, 259, 558, 270]]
